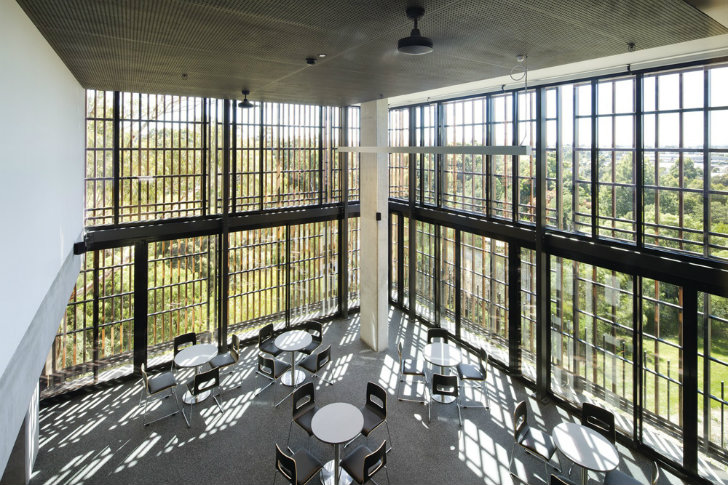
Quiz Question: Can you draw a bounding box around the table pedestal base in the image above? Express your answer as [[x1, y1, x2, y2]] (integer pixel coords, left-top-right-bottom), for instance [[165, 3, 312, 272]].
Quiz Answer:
[[281, 369, 306, 387], [320, 460, 353, 485], [432, 395, 456, 404], [182, 389, 210, 405]]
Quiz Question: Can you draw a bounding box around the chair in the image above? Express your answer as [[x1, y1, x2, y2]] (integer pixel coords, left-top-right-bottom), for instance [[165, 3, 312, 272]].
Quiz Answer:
[[139, 363, 181, 426], [259, 323, 283, 357], [255, 354, 291, 405], [581, 402, 616, 444], [457, 347, 489, 411], [427, 373, 462, 427], [286, 382, 318, 450], [273, 443, 323, 485], [172, 332, 197, 370], [550, 474, 577, 485], [299, 344, 334, 385], [299, 320, 323, 355], [208, 334, 240, 388], [396, 341, 427, 403], [509, 400, 560, 479], [604, 461, 659, 485], [347, 382, 393, 452], [341, 440, 390, 485], [182, 367, 223, 427], [427, 327, 450, 344]]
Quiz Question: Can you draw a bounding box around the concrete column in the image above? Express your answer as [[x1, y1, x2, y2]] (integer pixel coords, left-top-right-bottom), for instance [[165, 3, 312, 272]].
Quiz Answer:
[[1, 385, 39, 485], [359, 98, 389, 351]]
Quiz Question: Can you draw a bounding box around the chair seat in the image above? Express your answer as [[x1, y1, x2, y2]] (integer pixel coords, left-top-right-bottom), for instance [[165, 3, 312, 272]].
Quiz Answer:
[[604, 469, 643, 485], [209, 352, 235, 370], [457, 363, 484, 380], [148, 371, 176, 394], [402, 358, 424, 376], [260, 340, 283, 357], [299, 353, 317, 373], [300, 338, 321, 355], [360, 406, 385, 436], [292, 449, 323, 485], [519, 428, 557, 460], [340, 444, 371, 484], [293, 405, 317, 436]]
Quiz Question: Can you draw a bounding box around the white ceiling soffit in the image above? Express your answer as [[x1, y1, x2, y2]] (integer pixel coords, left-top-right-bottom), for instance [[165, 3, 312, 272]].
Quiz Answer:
[[685, 0, 728, 28], [388, 34, 728, 108]]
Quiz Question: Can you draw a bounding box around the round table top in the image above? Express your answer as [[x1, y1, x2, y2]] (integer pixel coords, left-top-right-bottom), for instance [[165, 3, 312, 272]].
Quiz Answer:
[[174, 343, 218, 368], [423, 342, 462, 367], [311, 403, 364, 445], [552, 422, 620, 472], [275, 330, 313, 352]]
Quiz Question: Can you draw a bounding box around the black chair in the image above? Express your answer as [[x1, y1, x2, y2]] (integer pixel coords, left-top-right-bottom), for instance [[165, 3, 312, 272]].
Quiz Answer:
[[341, 440, 390, 485], [396, 341, 427, 403], [139, 363, 181, 426], [581, 402, 616, 444], [286, 382, 318, 450], [255, 354, 291, 405], [550, 474, 577, 485], [208, 334, 241, 388], [259, 323, 283, 357], [273, 443, 323, 485], [509, 400, 560, 479], [427, 328, 450, 344], [172, 332, 197, 370], [457, 347, 489, 411], [347, 382, 392, 452], [182, 367, 223, 427], [604, 461, 659, 485], [300, 344, 334, 385], [299, 321, 323, 355], [427, 373, 462, 427]]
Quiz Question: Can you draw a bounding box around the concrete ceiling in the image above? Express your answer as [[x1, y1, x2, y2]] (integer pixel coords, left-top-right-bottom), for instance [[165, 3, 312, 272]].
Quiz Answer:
[[15, 0, 728, 106]]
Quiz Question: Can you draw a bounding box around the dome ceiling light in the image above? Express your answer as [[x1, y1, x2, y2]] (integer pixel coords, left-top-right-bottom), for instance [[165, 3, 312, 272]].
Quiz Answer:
[[397, 6, 433, 55], [238, 89, 254, 108]]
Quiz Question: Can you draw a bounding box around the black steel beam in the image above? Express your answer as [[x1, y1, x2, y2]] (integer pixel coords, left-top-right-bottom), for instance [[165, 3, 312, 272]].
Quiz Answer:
[[92, 251, 99, 382], [408, 107, 417, 319], [508, 244, 522, 374], [454, 229, 461, 339], [112, 91, 120, 225], [83, 204, 360, 250], [339, 109, 350, 318], [202, 98, 208, 217], [683, 288, 698, 473], [133, 241, 148, 373]]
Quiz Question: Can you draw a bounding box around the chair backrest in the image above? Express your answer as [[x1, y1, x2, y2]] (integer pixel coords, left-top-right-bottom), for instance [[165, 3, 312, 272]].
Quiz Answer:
[[431, 373, 458, 399], [513, 400, 529, 442], [582, 402, 616, 444], [363, 440, 387, 483], [259, 323, 274, 345], [365, 382, 387, 418], [258, 354, 275, 378], [275, 443, 296, 485], [174, 332, 196, 356], [140, 363, 150, 390], [292, 382, 315, 418], [650, 461, 660, 485], [478, 348, 489, 379], [550, 474, 571, 485], [427, 328, 449, 344], [316, 345, 331, 371], [191, 368, 219, 396], [305, 320, 323, 339]]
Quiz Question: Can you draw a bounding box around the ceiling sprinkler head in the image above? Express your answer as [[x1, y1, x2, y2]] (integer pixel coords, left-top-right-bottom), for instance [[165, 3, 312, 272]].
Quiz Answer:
[[627, 42, 636, 52], [306, 57, 316, 65], [516, 54, 526, 63]]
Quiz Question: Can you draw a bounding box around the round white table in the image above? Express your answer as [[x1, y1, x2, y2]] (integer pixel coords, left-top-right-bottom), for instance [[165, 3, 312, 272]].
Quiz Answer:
[[173, 343, 218, 404], [275, 330, 313, 387], [312, 403, 364, 485], [423, 342, 462, 403], [552, 422, 620, 485]]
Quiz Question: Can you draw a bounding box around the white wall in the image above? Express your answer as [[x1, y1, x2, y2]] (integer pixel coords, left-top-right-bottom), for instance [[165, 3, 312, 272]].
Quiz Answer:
[[0, 0, 84, 477]]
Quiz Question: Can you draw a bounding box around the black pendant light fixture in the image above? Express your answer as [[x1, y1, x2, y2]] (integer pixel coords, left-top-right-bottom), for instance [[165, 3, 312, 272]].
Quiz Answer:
[[238, 89, 254, 108], [397, 6, 433, 55]]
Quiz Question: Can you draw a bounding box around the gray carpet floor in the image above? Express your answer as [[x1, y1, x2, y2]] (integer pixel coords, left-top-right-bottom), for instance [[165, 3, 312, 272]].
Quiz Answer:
[[32, 309, 691, 485]]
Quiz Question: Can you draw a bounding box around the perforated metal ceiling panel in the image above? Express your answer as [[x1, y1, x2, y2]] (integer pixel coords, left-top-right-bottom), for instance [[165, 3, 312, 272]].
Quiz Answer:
[[15, 0, 727, 105]]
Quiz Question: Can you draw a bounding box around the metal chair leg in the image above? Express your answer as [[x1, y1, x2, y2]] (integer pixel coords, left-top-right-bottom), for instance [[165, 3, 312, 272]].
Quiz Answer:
[[385, 421, 393, 452]]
